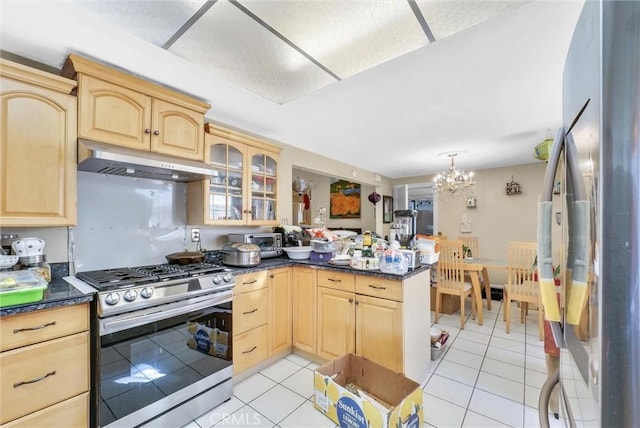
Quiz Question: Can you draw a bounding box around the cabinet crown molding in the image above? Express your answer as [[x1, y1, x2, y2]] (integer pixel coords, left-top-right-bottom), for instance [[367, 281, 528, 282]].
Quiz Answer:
[[61, 53, 210, 113], [205, 123, 282, 154], [0, 59, 76, 94]]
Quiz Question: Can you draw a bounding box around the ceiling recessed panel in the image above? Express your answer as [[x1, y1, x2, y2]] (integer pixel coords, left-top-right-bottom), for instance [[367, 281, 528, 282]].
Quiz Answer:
[[417, 0, 529, 40], [168, 1, 337, 103], [240, 0, 429, 79], [72, 0, 208, 46]]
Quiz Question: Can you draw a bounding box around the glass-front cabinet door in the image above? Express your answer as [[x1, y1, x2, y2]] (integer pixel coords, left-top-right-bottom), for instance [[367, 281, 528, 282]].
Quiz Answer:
[[207, 139, 246, 224], [247, 147, 278, 225]]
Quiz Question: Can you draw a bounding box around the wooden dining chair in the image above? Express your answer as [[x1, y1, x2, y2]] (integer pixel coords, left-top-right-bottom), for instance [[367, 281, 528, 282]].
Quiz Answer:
[[435, 240, 476, 329], [504, 241, 543, 340], [457, 236, 479, 258]]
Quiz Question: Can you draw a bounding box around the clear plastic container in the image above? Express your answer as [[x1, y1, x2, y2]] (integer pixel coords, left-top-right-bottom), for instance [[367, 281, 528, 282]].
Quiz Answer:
[[311, 240, 336, 253], [0, 271, 47, 307]]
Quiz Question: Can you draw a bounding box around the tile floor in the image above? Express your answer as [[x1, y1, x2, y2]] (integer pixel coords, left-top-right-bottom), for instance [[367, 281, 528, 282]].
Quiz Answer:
[[181, 299, 564, 428]]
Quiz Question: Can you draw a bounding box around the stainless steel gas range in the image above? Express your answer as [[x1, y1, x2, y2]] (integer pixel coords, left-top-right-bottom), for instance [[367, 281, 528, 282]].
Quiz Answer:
[[68, 263, 235, 428]]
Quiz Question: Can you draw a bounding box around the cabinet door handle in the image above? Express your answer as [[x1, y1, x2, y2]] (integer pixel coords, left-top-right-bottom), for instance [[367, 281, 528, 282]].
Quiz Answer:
[[369, 284, 386, 290], [13, 321, 56, 333], [153, 130, 160, 135], [348, 298, 353, 303], [328, 278, 342, 282], [270, 274, 274, 278], [242, 346, 257, 354], [355, 300, 360, 305], [13, 371, 56, 388], [243, 279, 257, 285], [144, 128, 151, 134], [243, 308, 258, 315]]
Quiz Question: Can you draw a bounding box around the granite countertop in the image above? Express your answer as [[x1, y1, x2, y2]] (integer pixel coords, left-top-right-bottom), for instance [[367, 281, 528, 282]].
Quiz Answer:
[[229, 256, 435, 281], [0, 263, 94, 318]]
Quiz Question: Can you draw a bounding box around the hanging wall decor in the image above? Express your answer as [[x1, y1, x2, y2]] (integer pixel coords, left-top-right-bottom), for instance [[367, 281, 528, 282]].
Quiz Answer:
[[505, 176, 522, 195], [330, 179, 361, 219]]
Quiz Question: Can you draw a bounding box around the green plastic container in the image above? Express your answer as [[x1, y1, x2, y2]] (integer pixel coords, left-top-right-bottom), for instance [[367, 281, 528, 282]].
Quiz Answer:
[[0, 271, 47, 308]]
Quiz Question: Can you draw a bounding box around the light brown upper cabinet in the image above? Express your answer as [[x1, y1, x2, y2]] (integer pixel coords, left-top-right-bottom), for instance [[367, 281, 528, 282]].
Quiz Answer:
[[0, 59, 77, 226], [187, 124, 281, 226], [62, 54, 209, 161]]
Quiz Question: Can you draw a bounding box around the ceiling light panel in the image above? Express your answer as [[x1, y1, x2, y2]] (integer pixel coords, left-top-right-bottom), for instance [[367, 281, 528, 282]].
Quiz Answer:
[[239, 0, 429, 79], [416, 0, 529, 40], [168, 1, 337, 103], [72, 0, 208, 47]]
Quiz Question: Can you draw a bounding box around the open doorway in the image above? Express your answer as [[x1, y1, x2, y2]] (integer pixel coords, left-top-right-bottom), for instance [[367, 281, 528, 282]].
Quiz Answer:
[[393, 183, 436, 235]]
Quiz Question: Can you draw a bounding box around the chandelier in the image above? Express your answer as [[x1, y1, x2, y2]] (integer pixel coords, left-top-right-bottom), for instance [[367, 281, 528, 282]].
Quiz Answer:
[[433, 153, 475, 199]]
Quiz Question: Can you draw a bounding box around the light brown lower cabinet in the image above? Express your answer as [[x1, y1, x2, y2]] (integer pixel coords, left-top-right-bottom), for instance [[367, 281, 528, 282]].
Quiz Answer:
[[0, 304, 90, 426], [292, 266, 317, 354], [268, 268, 292, 356]]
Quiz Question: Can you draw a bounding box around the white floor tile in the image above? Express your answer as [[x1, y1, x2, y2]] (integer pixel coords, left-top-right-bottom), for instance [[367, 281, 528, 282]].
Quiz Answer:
[[285, 353, 312, 367], [525, 368, 548, 389], [524, 404, 565, 428], [278, 400, 336, 428], [475, 371, 525, 403], [491, 326, 527, 342], [489, 335, 526, 354], [249, 384, 306, 424], [450, 337, 488, 357], [424, 374, 473, 409], [457, 329, 491, 345], [307, 362, 321, 370], [213, 405, 274, 427], [468, 389, 524, 427], [434, 360, 480, 387], [485, 346, 525, 367], [422, 391, 467, 428], [281, 367, 315, 398], [462, 410, 510, 427], [524, 384, 541, 409], [442, 347, 483, 370], [195, 396, 245, 428], [259, 358, 304, 383], [481, 357, 525, 383], [181, 422, 201, 428], [462, 320, 496, 336], [234, 373, 277, 403], [525, 354, 548, 374]]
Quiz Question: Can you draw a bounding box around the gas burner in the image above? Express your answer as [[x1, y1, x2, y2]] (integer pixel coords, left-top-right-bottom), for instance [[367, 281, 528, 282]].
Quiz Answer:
[[76, 268, 157, 289]]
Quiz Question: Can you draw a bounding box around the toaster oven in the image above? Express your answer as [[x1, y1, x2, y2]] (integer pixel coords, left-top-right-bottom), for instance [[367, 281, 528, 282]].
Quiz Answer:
[[226, 233, 282, 258]]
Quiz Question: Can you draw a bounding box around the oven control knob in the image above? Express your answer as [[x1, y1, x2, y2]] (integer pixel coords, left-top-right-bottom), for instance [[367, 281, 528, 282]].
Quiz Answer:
[[212, 275, 222, 284], [223, 273, 233, 283], [140, 287, 154, 299], [105, 292, 120, 306], [123, 289, 138, 302]]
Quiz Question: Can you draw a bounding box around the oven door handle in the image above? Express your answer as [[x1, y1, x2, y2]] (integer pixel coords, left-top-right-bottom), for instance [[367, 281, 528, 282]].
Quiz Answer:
[[101, 293, 231, 336]]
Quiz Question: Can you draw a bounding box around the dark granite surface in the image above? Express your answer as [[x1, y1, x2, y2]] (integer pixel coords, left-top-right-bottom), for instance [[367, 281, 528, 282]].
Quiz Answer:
[[1, 262, 94, 317], [228, 256, 435, 281]]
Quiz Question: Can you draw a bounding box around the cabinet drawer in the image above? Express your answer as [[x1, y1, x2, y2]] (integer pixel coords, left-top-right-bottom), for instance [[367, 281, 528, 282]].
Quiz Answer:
[[0, 332, 89, 424], [234, 271, 268, 294], [233, 325, 268, 375], [0, 304, 89, 352], [2, 392, 88, 428], [317, 270, 355, 292], [355, 276, 403, 302], [233, 288, 268, 335]]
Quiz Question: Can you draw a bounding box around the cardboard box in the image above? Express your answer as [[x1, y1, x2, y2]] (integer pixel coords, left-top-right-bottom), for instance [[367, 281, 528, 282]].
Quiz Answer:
[[186, 311, 232, 359], [314, 354, 423, 428], [430, 287, 461, 315]]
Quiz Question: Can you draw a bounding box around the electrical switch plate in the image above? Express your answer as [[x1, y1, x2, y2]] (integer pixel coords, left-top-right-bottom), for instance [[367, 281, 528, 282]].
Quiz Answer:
[[191, 228, 200, 242], [460, 222, 472, 233]]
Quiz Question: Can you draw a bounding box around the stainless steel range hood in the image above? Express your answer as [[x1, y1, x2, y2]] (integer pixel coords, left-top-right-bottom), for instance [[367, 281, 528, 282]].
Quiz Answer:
[[77, 140, 215, 182]]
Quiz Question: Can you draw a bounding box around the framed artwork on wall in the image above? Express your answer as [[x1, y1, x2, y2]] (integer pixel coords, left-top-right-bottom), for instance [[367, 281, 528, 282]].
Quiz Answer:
[[383, 196, 393, 223], [330, 179, 361, 219]]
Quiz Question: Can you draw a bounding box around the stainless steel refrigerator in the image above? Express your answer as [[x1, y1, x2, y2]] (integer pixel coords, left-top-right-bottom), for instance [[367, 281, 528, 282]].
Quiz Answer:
[[537, 1, 639, 426]]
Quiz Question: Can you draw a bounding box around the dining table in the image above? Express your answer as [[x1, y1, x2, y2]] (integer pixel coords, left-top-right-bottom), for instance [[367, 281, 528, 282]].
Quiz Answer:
[[463, 257, 508, 326]]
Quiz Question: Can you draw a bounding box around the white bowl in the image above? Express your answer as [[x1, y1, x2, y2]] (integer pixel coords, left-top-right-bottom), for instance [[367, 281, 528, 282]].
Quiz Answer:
[[283, 246, 312, 260], [0, 255, 19, 269], [430, 326, 442, 338]]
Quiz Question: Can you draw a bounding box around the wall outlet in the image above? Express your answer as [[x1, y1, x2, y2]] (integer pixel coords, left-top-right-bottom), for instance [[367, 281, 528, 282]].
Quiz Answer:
[[191, 228, 201, 242]]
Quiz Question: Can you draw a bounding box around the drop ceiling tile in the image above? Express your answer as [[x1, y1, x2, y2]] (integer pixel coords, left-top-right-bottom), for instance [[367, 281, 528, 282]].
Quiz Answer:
[[168, 1, 337, 103], [240, 0, 429, 79], [72, 0, 208, 46], [416, 0, 529, 40]]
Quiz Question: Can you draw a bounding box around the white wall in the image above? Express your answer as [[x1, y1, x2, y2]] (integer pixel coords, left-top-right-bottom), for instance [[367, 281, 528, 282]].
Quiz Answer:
[[395, 162, 547, 283]]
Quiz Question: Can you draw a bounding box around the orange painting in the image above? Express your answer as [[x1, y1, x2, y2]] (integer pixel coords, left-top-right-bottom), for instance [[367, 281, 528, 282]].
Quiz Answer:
[[330, 179, 360, 219]]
